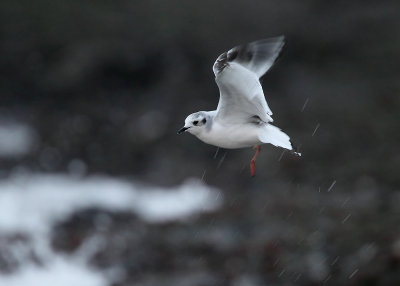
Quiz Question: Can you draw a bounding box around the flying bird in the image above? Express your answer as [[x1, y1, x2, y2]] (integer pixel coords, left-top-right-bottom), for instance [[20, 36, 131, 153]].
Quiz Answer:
[[178, 36, 300, 176]]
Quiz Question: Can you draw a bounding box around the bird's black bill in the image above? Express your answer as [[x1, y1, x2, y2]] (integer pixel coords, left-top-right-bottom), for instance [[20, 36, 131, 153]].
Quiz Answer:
[[177, 127, 189, 134]]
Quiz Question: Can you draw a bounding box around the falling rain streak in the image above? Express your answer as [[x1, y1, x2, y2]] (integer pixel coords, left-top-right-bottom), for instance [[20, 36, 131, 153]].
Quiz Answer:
[[341, 197, 351, 207], [323, 275, 331, 284], [294, 273, 302, 282], [213, 147, 220, 159], [301, 97, 310, 112], [201, 169, 207, 181], [278, 150, 286, 161], [273, 258, 280, 267], [331, 256, 340, 266], [348, 269, 359, 279], [327, 180, 336, 192], [342, 213, 351, 223], [278, 269, 286, 277], [312, 123, 320, 136], [217, 152, 227, 169]]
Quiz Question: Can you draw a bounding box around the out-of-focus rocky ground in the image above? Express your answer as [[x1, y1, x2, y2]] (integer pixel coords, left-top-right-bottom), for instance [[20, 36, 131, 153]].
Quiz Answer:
[[0, 0, 399, 285]]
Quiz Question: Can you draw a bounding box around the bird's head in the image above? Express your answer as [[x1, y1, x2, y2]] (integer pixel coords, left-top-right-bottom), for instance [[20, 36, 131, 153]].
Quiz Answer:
[[177, 112, 208, 136]]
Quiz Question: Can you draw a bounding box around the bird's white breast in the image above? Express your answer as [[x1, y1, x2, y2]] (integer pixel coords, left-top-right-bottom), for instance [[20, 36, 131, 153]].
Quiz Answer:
[[196, 121, 261, 149]]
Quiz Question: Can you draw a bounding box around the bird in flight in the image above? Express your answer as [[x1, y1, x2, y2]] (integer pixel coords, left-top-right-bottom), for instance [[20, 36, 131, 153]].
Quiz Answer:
[[178, 36, 300, 176]]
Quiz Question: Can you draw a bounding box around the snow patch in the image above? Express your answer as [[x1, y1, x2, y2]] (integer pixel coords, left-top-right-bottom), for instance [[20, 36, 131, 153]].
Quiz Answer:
[[0, 174, 222, 286], [0, 257, 107, 286], [0, 174, 222, 234]]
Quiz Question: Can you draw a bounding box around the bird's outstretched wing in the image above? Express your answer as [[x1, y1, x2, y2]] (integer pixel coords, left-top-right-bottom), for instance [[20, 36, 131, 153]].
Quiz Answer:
[[213, 36, 284, 78], [213, 36, 284, 124]]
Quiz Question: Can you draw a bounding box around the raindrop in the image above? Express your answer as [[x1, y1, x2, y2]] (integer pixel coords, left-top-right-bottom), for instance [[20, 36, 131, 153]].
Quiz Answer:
[[201, 169, 207, 181], [331, 256, 340, 266], [312, 123, 320, 136], [217, 151, 227, 169], [348, 269, 359, 279], [294, 273, 302, 282], [301, 97, 310, 112], [327, 180, 336, 192], [278, 269, 286, 277], [278, 150, 286, 161], [323, 275, 331, 283], [342, 213, 351, 224], [213, 147, 220, 159], [341, 197, 351, 207], [273, 258, 280, 267]]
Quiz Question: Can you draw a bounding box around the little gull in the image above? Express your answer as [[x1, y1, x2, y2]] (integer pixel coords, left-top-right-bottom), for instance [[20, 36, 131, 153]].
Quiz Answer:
[[178, 36, 300, 176]]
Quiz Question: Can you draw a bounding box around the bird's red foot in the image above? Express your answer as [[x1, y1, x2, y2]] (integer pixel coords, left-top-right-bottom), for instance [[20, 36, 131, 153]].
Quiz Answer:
[[250, 160, 256, 177], [250, 145, 261, 177]]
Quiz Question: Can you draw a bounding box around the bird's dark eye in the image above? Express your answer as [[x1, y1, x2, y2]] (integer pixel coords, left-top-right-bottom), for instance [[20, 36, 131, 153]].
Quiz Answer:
[[193, 121, 198, 125], [202, 118, 206, 124]]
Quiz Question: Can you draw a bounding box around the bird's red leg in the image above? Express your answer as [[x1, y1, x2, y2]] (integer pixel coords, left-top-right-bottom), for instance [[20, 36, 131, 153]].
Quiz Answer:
[[250, 145, 261, 177]]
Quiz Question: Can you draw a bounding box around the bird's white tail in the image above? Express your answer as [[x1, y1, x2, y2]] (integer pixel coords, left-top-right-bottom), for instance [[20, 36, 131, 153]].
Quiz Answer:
[[258, 124, 301, 155]]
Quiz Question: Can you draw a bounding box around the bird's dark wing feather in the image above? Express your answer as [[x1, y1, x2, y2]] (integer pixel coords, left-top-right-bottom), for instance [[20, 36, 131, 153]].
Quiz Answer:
[[213, 36, 284, 78]]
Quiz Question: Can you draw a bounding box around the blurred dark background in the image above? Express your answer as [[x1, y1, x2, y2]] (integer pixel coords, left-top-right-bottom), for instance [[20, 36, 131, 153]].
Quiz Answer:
[[0, 0, 399, 285]]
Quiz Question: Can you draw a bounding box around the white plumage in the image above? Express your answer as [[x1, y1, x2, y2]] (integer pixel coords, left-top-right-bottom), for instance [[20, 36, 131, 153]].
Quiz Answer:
[[178, 36, 300, 175]]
